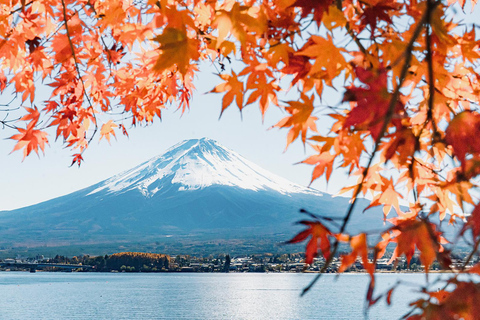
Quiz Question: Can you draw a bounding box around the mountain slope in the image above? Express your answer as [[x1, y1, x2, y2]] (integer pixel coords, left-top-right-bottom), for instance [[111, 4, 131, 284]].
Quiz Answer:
[[0, 138, 385, 248]]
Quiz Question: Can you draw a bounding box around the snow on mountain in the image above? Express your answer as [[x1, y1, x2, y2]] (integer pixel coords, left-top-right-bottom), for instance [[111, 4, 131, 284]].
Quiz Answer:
[[0, 137, 387, 252], [87, 138, 320, 197]]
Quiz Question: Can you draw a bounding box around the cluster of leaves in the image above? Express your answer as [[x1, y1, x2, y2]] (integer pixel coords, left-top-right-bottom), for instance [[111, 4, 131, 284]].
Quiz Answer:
[[1, 0, 480, 317]]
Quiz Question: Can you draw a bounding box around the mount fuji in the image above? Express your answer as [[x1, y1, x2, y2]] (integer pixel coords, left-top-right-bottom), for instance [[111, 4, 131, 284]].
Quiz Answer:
[[0, 138, 384, 250]]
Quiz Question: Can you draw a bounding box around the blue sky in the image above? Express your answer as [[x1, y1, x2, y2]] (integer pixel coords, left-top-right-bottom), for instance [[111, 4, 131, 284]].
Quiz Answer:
[[0, 66, 343, 211], [2, 2, 477, 211]]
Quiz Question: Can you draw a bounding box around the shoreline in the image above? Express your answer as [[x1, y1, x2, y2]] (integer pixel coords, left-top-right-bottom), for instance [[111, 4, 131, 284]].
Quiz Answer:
[[0, 269, 454, 274]]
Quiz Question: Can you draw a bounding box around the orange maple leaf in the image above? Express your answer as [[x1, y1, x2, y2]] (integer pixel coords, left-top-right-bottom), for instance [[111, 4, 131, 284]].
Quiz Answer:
[[19, 106, 40, 125], [273, 93, 318, 148], [364, 176, 403, 217], [302, 149, 335, 184], [339, 233, 375, 275], [153, 28, 200, 75], [210, 72, 244, 116], [286, 220, 332, 264], [99, 120, 118, 143], [382, 214, 444, 271], [409, 281, 480, 320], [296, 34, 346, 81], [10, 122, 49, 160]]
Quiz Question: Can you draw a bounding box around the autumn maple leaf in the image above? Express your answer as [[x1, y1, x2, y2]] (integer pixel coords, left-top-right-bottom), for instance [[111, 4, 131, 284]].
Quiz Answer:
[[213, 3, 266, 50], [445, 110, 480, 168], [273, 93, 318, 148], [301, 143, 335, 184], [343, 66, 403, 140], [289, 0, 334, 24], [153, 28, 200, 75], [409, 281, 480, 320], [339, 233, 376, 275], [49, 106, 80, 140], [296, 35, 347, 82], [286, 220, 332, 264], [381, 214, 445, 271], [359, 0, 401, 37], [10, 122, 49, 160], [20, 106, 40, 126], [99, 120, 118, 143], [105, 43, 125, 65], [70, 153, 84, 167], [364, 176, 403, 217], [383, 128, 418, 166], [210, 72, 244, 116], [281, 53, 311, 85]]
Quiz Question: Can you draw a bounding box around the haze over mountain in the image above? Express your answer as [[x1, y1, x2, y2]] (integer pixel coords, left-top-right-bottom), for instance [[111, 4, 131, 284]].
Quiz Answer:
[[0, 138, 385, 250]]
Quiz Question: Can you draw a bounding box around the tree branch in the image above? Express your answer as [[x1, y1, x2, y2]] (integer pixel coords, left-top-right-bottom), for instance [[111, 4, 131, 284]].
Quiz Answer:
[[301, 3, 441, 295], [60, 0, 98, 143]]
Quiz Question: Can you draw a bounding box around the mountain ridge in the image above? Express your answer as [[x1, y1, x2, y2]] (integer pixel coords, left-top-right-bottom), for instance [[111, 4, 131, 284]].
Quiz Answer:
[[0, 138, 385, 252], [86, 138, 321, 197]]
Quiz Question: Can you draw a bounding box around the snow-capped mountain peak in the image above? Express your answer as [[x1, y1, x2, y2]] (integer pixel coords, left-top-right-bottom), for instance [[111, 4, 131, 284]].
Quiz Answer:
[[88, 138, 320, 197]]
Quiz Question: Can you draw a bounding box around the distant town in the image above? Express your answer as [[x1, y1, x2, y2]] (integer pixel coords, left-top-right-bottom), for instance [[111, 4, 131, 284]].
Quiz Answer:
[[0, 251, 477, 273]]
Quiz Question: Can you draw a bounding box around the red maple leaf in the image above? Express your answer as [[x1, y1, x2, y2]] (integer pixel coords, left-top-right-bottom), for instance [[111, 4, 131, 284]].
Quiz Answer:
[[290, 0, 334, 24], [343, 66, 403, 140], [359, 0, 401, 37], [286, 220, 332, 264], [70, 153, 84, 167]]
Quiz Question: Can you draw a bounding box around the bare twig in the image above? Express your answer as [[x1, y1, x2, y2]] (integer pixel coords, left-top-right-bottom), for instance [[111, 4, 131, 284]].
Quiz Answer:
[[461, 236, 480, 271]]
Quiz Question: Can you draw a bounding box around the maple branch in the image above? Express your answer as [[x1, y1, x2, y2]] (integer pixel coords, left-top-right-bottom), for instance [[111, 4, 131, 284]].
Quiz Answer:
[[85, 0, 120, 77], [425, 0, 438, 136], [268, 19, 313, 49], [336, 0, 367, 56], [461, 236, 480, 271], [8, 1, 34, 15], [299, 208, 343, 229], [0, 97, 17, 108], [60, 0, 98, 143], [301, 4, 440, 296], [0, 114, 19, 130], [0, 0, 40, 51], [341, 0, 441, 234]]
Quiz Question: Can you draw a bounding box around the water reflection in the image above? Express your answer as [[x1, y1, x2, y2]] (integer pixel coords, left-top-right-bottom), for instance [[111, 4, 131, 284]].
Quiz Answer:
[[0, 272, 450, 319]]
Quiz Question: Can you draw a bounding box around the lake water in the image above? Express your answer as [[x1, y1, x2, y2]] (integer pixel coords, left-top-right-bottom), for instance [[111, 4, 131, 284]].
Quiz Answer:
[[0, 272, 447, 319]]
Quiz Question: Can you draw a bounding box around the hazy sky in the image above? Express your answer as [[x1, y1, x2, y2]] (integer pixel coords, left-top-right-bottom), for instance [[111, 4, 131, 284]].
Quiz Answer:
[[0, 65, 346, 211]]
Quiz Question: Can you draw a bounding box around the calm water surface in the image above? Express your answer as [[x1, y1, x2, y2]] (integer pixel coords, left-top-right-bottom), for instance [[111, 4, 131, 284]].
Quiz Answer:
[[0, 272, 448, 319]]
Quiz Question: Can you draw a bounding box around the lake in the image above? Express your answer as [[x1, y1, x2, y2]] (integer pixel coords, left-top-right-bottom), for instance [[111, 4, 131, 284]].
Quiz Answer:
[[0, 272, 446, 319]]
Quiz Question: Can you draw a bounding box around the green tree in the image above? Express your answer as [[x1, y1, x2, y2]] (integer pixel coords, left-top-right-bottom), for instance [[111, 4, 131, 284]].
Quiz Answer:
[[223, 254, 231, 273]]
